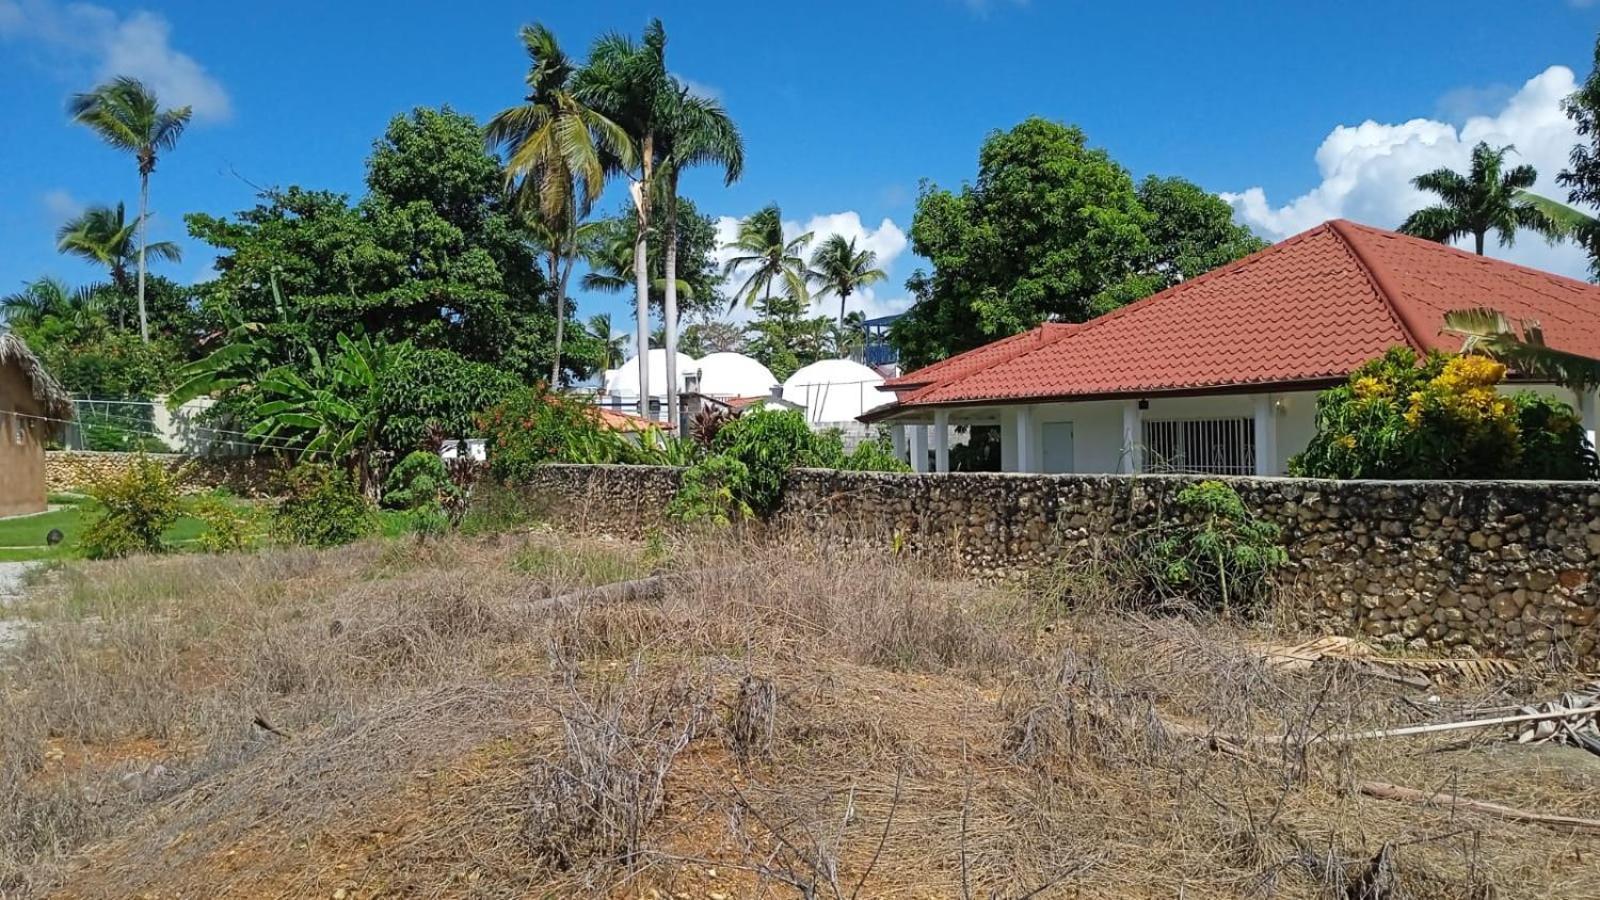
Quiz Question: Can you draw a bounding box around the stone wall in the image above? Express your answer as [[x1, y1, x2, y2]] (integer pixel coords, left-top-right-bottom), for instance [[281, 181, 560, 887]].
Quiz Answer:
[[516, 464, 1600, 666], [46, 451, 288, 498]]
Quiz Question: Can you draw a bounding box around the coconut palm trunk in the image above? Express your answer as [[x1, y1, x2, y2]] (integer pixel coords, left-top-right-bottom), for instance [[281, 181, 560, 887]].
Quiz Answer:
[[137, 169, 150, 341], [630, 152, 653, 419], [662, 178, 682, 432]]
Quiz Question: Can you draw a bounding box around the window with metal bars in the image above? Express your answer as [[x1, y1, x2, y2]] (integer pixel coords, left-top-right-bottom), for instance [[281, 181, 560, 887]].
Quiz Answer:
[[1141, 418, 1255, 475]]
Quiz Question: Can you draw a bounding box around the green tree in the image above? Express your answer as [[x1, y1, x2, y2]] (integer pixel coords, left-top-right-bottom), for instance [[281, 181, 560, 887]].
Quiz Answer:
[[744, 293, 832, 381], [580, 216, 693, 300], [487, 22, 632, 386], [69, 76, 192, 343], [1559, 35, 1600, 279], [574, 18, 672, 414], [1134, 176, 1266, 289], [1399, 142, 1560, 255], [56, 202, 181, 295], [808, 234, 886, 327], [723, 204, 812, 310], [890, 119, 1154, 368], [188, 109, 587, 383], [1, 277, 102, 330], [683, 314, 746, 355], [654, 80, 743, 428], [587, 312, 630, 370]]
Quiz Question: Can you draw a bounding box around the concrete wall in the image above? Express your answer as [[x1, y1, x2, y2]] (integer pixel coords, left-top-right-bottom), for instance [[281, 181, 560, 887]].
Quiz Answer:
[[516, 464, 1600, 667], [0, 366, 49, 518], [45, 451, 288, 498]]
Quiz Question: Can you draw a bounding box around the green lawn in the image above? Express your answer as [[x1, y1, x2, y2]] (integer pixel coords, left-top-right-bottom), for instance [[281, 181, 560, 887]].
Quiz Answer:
[[0, 495, 243, 563], [0, 495, 415, 562]]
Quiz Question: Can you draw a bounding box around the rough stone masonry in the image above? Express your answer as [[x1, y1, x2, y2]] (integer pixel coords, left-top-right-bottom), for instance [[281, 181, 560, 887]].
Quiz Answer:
[[518, 464, 1600, 667]]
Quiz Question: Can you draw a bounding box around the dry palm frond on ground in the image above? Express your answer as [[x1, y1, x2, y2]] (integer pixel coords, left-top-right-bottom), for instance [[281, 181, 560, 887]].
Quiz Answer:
[[1, 527, 1598, 898]]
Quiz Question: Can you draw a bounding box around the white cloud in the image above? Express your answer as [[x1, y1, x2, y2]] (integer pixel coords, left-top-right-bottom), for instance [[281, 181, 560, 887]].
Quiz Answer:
[[40, 188, 83, 223], [675, 74, 721, 102], [714, 210, 912, 324], [1223, 66, 1593, 279], [1, 0, 231, 121]]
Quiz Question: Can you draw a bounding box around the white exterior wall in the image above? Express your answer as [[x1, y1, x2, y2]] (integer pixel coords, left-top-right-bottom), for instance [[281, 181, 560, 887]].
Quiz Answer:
[[984, 390, 1321, 475]]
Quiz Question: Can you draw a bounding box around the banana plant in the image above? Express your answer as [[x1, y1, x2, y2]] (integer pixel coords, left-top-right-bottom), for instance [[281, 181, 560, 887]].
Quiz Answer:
[[248, 333, 414, 496]]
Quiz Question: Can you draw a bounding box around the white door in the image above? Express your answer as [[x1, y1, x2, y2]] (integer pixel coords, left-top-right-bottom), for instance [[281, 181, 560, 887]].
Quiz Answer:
[[1041, 421, 1074, 473]]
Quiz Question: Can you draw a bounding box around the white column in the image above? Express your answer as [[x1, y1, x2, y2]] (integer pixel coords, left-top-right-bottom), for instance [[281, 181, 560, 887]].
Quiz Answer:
[[933, 410, 950, 473], [909, 425, 929, 473], [890, 424, 907, 464], [1015, 405, 1036, 473], [1580, 389, 1599, 452], [1121, 400, 1143, 474], [1000, 409, 1018, 472], [1253, 393, 1278, 476]]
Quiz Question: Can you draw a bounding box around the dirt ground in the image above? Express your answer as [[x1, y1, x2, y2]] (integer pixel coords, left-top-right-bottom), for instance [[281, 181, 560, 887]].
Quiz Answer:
[[3, 527, 1600, 899]]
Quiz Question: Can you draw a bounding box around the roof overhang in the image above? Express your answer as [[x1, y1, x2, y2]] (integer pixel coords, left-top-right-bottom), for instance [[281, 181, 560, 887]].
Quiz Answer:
[[859, 376, 1350, 424]]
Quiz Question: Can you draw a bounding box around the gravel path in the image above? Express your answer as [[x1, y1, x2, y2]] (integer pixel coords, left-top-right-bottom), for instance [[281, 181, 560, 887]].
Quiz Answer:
[[0, 561, 34, 651]]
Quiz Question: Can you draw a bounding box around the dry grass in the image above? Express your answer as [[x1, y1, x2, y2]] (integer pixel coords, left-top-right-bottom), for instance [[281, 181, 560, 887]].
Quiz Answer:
[[0, 522, 1597, 899]]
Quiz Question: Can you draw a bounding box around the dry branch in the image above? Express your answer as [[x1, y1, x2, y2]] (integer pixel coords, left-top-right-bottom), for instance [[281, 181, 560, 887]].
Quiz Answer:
[[1357, 781, 1600, 835]]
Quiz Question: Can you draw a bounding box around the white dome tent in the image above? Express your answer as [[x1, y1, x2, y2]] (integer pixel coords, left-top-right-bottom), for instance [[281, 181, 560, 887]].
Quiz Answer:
[[603, 349, 698, 402], [782, 359, 890, 424], [690, 352, 779, 398]]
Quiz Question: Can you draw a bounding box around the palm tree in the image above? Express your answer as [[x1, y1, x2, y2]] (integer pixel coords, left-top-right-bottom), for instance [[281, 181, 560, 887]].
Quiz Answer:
[[807, 234, 886, 329], [587, 313, 630, 370], [574, 19, 671, 416], [1399, 142, 1561, 255], [580, 224, 693, 299], [653, 81, 743, 429], [1442, 307, 1600, 392], [487, 23, 633, 387], [722, 204, 813, 310], [1, 277, 103, 330], [56, 202, 181, 295], [69, 77, 192, 343]]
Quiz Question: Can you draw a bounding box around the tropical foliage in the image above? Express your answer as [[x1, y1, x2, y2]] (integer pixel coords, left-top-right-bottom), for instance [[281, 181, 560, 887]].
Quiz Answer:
[[808, 234, 886, 326], [271, 463, 377, 548], [56, 202, 180, 294], [890, 118, 1264, 367], [69, 76, 191, 343], [1143, 481, 1287, 614], [723, 204, 812, 310], [1291, 348, 1598, 480], [79, 454, 185, 559], [1398, 142, 1561, 255]]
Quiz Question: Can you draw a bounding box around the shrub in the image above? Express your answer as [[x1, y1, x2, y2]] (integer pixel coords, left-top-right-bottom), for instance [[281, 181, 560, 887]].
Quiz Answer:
[[479, 385, 632, 480], [710, 410, 844, 515], [668, 455, 754, 526], [384, 451, 455, 510], [1513, 393, 1600, 480], [271, 464, 376, 548], [191, 493, 257, 553], [80, 455, 183, 559], [1143, 480, 1287, 614], [1291, 348, 1597, 480], [842, 434, 912, 472]]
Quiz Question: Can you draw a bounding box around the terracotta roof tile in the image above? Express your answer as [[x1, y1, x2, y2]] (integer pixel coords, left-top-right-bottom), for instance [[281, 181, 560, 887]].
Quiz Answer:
[[881, 219, 1600, 412]]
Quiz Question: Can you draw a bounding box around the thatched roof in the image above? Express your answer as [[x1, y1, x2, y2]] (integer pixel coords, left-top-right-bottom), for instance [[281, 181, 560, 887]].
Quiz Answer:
[[0, 333, 74, 428]]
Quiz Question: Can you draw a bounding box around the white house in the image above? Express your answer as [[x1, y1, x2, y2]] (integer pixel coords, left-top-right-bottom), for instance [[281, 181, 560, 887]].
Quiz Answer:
[[863, 219, 1600, 475]]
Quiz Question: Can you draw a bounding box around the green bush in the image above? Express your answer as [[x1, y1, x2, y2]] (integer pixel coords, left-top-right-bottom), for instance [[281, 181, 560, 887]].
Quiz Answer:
[[668, 455, 754, 526], [271, 464, 376, 548], [842, 434, 913, 473], [1292, 348, 1597, 480], [191, 493, 257, 553], [479, 384, 631, 480], [383, 451, 455, 510], [1144, 480, 1287, 614], [711, 410, 845, 515], [80, 455, 183, 559]]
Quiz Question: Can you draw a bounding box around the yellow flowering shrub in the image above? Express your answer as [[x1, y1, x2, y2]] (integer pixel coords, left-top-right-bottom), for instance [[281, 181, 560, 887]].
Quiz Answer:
[[1291, 347, 1598, 480]]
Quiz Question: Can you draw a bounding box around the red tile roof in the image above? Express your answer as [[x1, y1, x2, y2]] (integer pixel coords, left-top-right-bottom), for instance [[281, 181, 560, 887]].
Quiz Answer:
[[875, 219, 1600, 414]]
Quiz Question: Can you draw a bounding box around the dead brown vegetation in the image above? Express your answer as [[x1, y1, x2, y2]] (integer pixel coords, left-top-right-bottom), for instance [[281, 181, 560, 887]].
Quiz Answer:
[[1, 522, 1597, 899]]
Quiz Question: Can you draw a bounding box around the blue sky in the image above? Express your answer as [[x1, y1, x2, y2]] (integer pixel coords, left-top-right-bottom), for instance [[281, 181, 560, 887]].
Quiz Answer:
[[4, 0, 1600, 334]]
